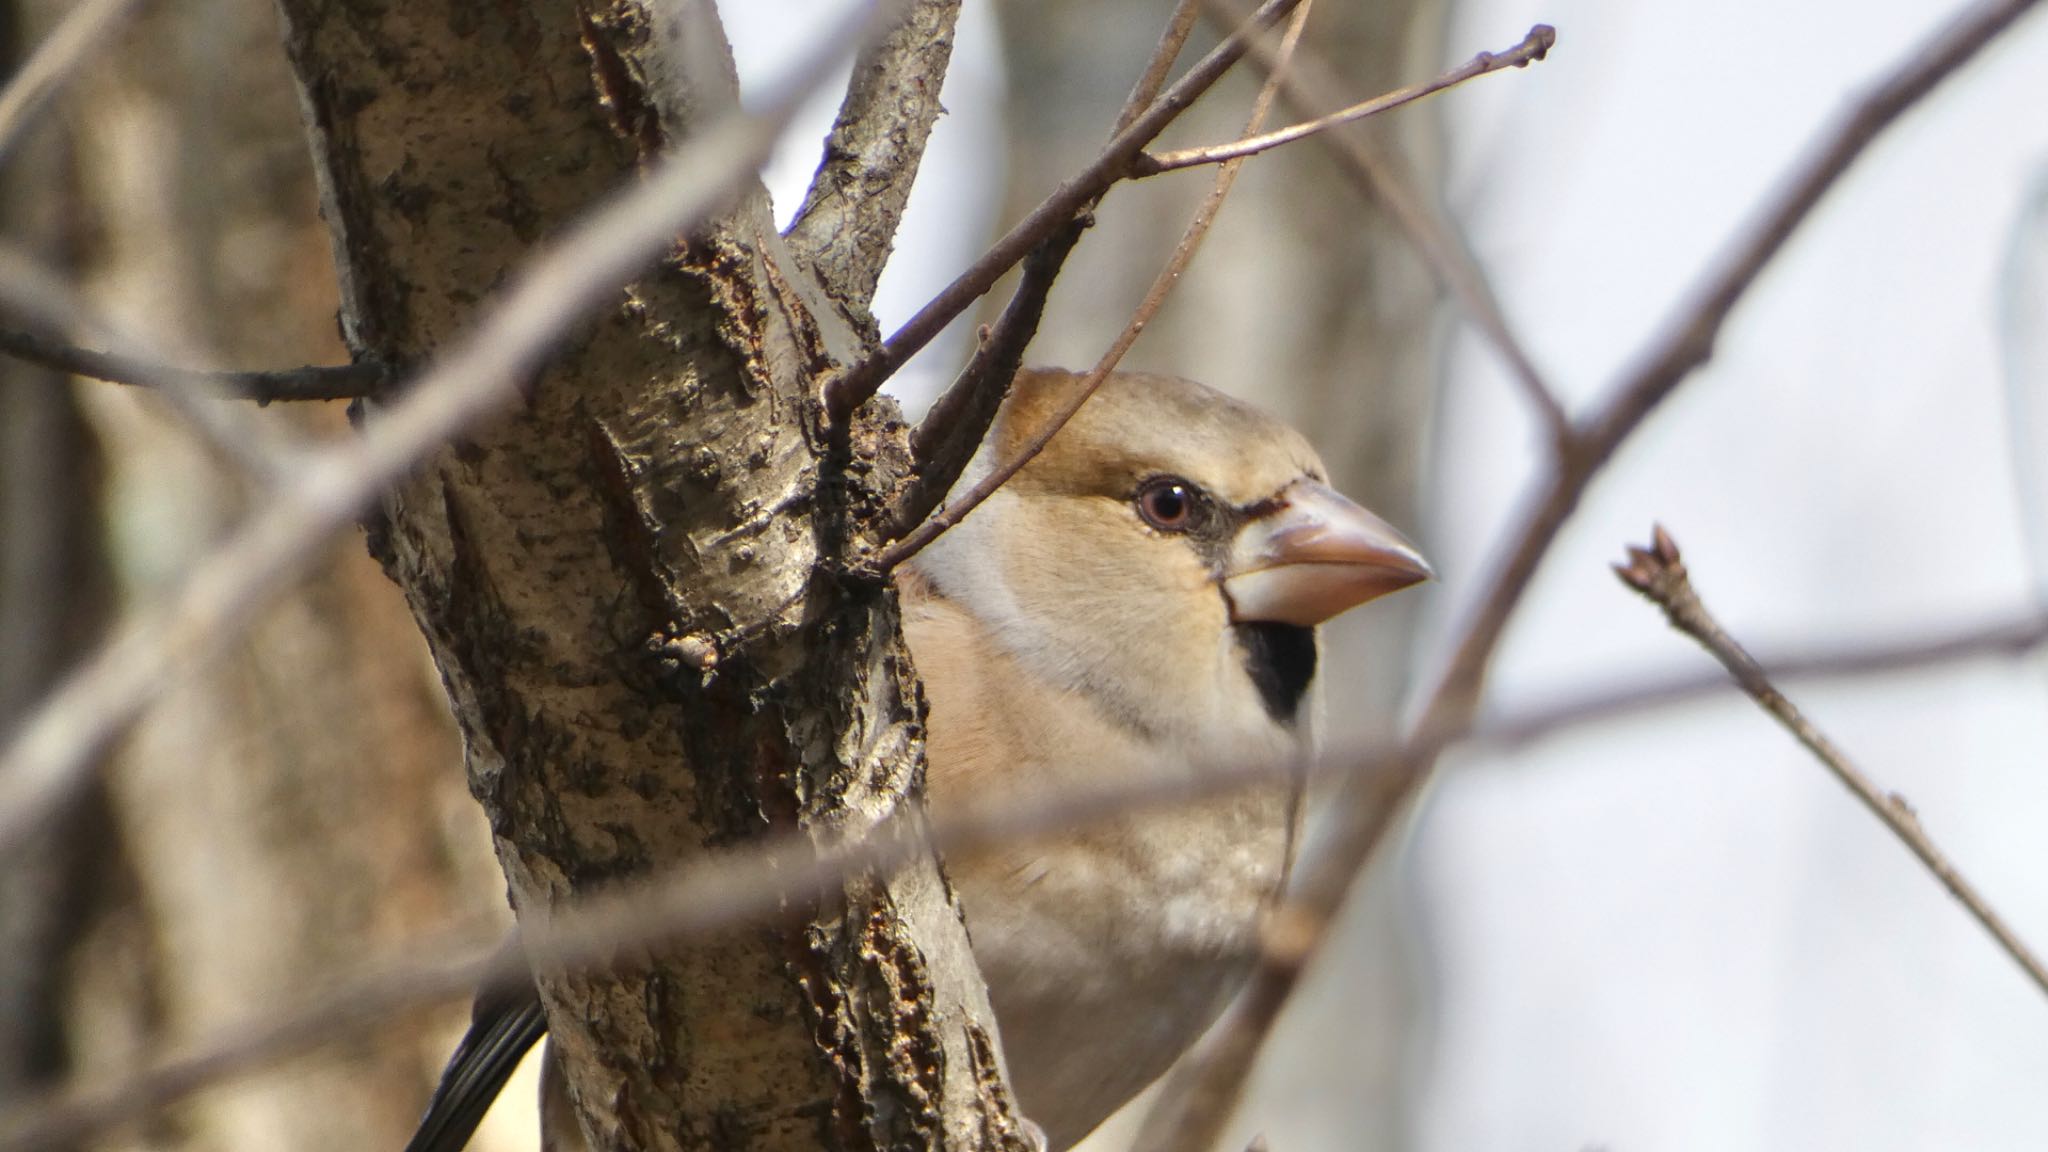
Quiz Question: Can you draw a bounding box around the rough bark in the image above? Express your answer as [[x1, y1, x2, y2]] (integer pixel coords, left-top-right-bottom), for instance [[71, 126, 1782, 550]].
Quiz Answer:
[[275, 3, 1022, 1150], [787, 0, 962, 325]]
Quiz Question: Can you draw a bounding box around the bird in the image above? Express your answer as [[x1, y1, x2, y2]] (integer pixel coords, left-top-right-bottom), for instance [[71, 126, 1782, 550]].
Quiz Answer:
[[403, 368, 1431, 1152]]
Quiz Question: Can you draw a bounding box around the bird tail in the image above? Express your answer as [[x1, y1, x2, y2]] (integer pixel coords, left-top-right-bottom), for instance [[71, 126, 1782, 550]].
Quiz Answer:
[[404, 982, 549, 1152]]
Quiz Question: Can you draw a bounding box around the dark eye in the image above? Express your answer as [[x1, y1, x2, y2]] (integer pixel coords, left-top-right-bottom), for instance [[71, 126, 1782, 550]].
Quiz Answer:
[[1136, 477, 1201, 532]]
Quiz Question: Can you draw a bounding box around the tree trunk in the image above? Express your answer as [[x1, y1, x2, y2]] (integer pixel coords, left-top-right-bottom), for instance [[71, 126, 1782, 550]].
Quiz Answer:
[[275, 3, 1023, 1150]]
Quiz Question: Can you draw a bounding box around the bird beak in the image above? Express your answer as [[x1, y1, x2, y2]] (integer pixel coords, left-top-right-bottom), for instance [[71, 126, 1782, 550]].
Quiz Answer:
[[1221, 480, 1433, 626]]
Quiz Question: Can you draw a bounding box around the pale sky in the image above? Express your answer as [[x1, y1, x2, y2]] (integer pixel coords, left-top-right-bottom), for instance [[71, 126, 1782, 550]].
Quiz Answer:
[[1424, 2, 2048, 1148]]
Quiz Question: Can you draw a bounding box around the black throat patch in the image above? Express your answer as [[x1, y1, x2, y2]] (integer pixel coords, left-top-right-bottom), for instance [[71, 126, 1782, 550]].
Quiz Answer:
[[1233, 622, 1317, 723]]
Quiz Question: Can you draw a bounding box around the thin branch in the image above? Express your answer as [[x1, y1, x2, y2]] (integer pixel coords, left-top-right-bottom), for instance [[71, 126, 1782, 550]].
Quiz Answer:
[[1139, 0, 2048, 1142], [882, 0, 1214, 544], [785, 0, 962, 313], [0, 326, 386, 404], [885, 217, 1086, 545], [0, 25, 866, 853], [823, 0, 1308, 422], [1133, 24, 1554, 176], [872, 3, 1317, 572], [1213, 0, 1570, 444], [0, 252, 298, 479], [1617, 525, 2048, 1002], [1116, 0, 1205, 136], [9, 605, 2045, 1151], [0, 0, 142, 164]]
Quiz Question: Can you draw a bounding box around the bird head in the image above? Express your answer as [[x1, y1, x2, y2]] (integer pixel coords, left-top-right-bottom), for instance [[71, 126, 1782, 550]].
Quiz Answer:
[[911, 369, 1430, 753]]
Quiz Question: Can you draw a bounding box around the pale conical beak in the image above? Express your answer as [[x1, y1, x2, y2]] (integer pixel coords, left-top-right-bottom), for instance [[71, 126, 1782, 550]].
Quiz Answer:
[[1220, 480, 1432, 626]]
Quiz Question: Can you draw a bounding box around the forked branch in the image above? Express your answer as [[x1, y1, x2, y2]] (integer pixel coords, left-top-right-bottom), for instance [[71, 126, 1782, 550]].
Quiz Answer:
[[882, 0, 1211, 544], [823, 0, 1309, 421], [786, 0, 963, 313]]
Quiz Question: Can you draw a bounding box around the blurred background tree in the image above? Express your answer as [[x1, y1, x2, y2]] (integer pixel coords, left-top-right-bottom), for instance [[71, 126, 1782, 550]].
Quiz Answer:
[[0, 3, 493, 1150]]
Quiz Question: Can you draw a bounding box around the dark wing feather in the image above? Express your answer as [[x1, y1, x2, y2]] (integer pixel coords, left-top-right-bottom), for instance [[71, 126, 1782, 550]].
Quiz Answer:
[[404, 981, 550, 1152]]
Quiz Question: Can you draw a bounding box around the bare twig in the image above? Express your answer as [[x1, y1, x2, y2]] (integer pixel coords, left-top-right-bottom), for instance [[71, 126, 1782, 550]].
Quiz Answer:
[[0, 251, 298, 478], [9, 603, 2046, 1152], [1142, 0, 2048, 1139], [0, 0, 142, 163], [1134, 24, 1554, 176], [873, 3, 1317, 571], [1213, 0, 1569, 444], [0, 326, 386, 403], [0, 34, 861, 852], [886, 218, 1086, 544], [823, 0, 1308, 421], [1616, 525, 2048, 1002], [786, 0, 962, 312], [3, 748, 1361, 1152], [1117, 0, 1205, 135], [885, 0, 1215, 541]]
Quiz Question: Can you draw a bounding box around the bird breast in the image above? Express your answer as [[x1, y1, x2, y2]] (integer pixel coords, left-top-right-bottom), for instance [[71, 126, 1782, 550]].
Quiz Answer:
[[901, 580, 1297, 1148]]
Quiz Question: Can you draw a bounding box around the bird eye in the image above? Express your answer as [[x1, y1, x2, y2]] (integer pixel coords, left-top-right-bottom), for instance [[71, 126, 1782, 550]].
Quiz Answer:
[[1136, 477, 1200, 532]]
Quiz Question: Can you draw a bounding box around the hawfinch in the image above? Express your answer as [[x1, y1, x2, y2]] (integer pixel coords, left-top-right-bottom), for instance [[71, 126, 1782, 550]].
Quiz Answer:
[[405, 369, 1431, 1152]]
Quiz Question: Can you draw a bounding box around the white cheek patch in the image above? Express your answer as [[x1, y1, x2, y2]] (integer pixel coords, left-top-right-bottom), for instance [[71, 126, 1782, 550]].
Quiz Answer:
[[912, 489, 1027, 629]]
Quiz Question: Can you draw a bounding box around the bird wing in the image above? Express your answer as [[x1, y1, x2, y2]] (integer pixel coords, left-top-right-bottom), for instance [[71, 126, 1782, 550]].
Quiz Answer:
[[404, 980, 548, 1152]]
